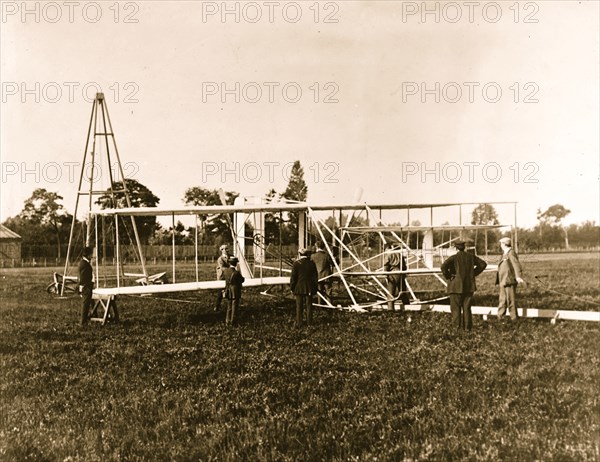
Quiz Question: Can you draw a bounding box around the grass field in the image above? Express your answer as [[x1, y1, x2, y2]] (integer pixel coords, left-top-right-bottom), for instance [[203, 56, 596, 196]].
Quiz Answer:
[[1, 253, 599, 461]]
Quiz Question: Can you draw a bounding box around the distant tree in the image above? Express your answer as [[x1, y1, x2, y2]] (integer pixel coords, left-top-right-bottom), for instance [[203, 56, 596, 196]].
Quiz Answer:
[[4, 215, 48, 250], [471, 204, 500, 226], [265, 188, 277, 203], [183, 187, 238, 208], [538, 204, 571, 226], [19, 188, 70, 259], [471, 203, 500, 253], [516, 227, 541, 252], [568, 221, 600, 249], [537, 204, 571, 249], [432, 221, 450, 247], [280, 161, 308, 244], [324, 215, 338, 231], [96, 179, 160, 245], [150, 221, 195, 246], [183, 187, 239, 245], [281, 161, 308, 203], [407, 220, 421, 249], [264, 189, 281, 244]]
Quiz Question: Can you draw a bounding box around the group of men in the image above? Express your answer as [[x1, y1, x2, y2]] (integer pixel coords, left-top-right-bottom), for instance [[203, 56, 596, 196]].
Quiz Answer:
[[441, 236, 524, 331], [280, 236, 523, 329], [78, 236, 524, 329], [214, 241, 335, 327], [214, 244, 245, 326]]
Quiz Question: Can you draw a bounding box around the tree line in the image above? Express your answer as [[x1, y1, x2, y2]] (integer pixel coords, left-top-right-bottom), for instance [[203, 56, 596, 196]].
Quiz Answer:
[[3, 161, 309, 257], [3, 161, 598, 258]]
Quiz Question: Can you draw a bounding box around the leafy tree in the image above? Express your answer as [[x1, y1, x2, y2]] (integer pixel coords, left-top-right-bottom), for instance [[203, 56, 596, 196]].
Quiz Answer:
[[280, 161, 308, 244], [264, 189, 281, 245], [281, 161, 308, 203], [537, 204, 571, 249], [471, 203, 500, 226], [150, 221, 194, 245], [4, 215, 50, 252], [19, 188, 70, 258], [567, 221, 600, 249], [431, 221, 449, 248], [515, 227, 541, 252], [471, 203, 500, 253], [183, 187, 239, 245], [96, 179, 160, 244], [538, 204, 571, 226], [401, 220, 420, 249], [183, 187, 238, 208]]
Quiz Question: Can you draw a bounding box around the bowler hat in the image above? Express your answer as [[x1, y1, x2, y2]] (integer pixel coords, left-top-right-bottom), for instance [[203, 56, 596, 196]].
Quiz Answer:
[[228, 256, 239, 264], [298, 248, 311, 256], [499, 237, 512, 246]]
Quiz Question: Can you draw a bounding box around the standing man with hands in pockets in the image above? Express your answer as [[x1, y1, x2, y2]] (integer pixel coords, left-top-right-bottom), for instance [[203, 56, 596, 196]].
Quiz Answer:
[[496, 237, 525, 321]]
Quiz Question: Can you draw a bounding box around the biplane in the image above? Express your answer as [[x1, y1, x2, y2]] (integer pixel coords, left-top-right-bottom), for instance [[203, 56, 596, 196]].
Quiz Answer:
[[62, 197, 514, 324]]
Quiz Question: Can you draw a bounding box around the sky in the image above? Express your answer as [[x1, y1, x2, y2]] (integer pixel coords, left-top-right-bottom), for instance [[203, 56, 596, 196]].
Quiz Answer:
[[1, 0, 599, 229]]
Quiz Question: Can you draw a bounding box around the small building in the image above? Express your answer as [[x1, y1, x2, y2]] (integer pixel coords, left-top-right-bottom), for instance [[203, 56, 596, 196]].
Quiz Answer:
[[0, 224, 22, 261]]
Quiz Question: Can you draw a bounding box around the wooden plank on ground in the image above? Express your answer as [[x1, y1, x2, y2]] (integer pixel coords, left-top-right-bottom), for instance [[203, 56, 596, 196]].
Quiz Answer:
[[406, 304, 600, 322]]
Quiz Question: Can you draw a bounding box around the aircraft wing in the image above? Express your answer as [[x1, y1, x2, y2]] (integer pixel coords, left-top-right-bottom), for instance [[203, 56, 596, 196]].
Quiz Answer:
[[94, 276, 289, 297], [334, 264, 498, 277]]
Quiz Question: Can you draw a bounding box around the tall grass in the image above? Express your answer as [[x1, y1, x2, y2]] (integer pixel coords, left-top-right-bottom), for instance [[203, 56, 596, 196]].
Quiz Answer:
[[1, 255, 598, 461]]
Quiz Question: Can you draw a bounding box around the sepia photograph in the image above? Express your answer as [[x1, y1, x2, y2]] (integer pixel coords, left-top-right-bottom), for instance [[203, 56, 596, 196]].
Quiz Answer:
[[1, 1, 599, 460]]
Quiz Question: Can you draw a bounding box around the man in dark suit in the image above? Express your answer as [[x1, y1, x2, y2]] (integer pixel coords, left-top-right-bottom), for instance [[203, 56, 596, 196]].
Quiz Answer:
[[311, 241, 334, 304], [496, 237, 524, 321], [222, 256, 244, 326], [290, 248, 318, 327], [441, 239, 487, 331], [78, 246, 94, 326]]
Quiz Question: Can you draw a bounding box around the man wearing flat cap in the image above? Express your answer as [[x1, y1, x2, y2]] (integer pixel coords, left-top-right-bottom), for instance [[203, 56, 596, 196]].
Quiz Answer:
[[496, 237, 524, 321], [383, 243, 410, 312], [290, 248, 319, 327], [214, 244, 231, 311], [441, 239, 487, 331]]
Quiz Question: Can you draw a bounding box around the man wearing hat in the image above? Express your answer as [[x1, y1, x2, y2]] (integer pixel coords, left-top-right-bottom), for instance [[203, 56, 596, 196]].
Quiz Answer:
[[496, 237, 524, 321], [383, 243, 410, 312], [214, 244, 231, 311], [311, 241, 335, 304], [78, 246, 94, 326], [290, 248, 319, 327], [441, 239, 487, 331], [222, 256, 244, 326]]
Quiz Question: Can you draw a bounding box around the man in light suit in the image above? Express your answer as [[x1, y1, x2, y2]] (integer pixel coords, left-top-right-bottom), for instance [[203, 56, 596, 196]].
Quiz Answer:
[[214, 244, 231, 311], [290, 248, 318, 327], [496, 237, 524, 321], [311, 241, 334, 304], [441, 239, 487, 331]]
